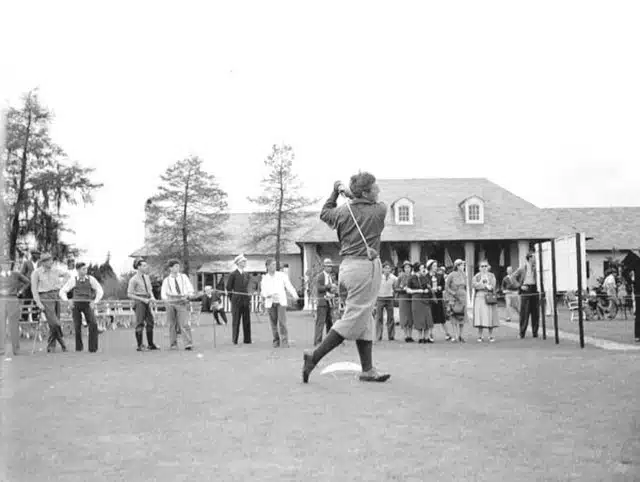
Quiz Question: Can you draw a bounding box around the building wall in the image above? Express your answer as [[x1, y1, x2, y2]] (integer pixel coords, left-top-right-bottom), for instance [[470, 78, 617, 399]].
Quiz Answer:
[[585, 250, 612, 285]]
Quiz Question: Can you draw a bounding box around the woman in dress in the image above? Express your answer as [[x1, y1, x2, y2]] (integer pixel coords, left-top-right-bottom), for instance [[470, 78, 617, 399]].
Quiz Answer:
[[406, 262, 433, 343], [427, 259, 452, 342], [472, 260, 499, 342], [394, 260, 414, 342], [445, 259, 468, 342]]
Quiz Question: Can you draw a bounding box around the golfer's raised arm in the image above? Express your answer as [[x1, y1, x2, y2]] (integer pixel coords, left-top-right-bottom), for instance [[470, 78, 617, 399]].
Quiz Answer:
[[319, 184, 341, 228]]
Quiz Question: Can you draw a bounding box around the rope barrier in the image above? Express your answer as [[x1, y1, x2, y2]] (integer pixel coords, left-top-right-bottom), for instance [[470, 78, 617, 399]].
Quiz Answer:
[[10, 289, 639, 306]]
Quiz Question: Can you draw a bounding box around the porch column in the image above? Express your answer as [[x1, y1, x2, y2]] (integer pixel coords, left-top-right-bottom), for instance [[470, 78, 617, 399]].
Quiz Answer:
[[303, 243, 316, 311], [464, 242, 475, 302], [410, 242, 421, 264], [517, 240, 529, 266]]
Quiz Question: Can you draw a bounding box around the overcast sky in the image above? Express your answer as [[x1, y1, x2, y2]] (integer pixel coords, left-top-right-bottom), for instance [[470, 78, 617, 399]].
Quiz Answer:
[[2, 0, 639, 274]]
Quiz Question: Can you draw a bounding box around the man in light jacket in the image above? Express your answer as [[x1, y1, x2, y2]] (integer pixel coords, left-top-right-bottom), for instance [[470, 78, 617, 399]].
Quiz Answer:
[[161, 259, 194, 350], [261, 258, 299, 348]]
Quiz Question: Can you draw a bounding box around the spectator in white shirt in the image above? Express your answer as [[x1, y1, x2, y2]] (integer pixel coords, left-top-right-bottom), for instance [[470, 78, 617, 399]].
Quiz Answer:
[[603, 269, 618, 319], [376, 262, 397, 341], [260, 258, 299, 348], [161, 259, 194, 350]]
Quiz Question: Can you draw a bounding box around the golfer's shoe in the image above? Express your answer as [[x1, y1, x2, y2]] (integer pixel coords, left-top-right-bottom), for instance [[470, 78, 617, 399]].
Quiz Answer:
[[359, 368, 390, 383], [302, 351, 316, 383]]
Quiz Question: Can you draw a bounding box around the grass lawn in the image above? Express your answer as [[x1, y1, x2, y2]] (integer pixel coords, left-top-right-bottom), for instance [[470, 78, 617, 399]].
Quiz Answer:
[[1, 312, 639, 481], [552, 307, 637, 345]]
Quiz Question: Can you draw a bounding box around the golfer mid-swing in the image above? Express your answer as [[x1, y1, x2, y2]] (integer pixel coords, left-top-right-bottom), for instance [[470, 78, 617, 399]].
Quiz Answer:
[[302, 172, 390, 383]]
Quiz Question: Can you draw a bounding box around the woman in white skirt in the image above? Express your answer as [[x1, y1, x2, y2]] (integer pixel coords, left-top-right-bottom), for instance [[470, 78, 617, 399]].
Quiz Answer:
[[472, 260, 499, 342]]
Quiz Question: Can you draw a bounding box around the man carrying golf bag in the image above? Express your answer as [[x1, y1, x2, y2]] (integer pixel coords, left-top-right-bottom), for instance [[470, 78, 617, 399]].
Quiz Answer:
[[302, 172, 390, 383]]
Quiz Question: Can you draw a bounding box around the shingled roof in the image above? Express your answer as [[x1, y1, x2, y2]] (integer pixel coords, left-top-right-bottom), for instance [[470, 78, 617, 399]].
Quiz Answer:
[[543, 207, 640, 251], [298, 178, 568, 243], [130, 212, 315, 258]]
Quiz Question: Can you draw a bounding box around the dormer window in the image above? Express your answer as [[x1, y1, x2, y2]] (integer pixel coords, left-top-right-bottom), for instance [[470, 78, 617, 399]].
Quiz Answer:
[[398, 205, 410, 223], [393, 198, 414, 225], [468, 204, 480, 221], [459, 195, 485, 224]]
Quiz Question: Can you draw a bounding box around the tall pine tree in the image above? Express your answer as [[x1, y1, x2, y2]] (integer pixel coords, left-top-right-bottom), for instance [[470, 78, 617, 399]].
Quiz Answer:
[[248, 144, 318, 269], [146, 155, 228, 275], [2, 89, 102, 260]]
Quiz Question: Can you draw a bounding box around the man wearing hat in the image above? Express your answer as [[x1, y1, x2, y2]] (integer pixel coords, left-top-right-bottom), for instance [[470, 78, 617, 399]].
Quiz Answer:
[[314, 258, 338, 346], [226, 254, 252, 344], [59, 262, 104, 352], [30, 253, 69, 352], [127, 258, 159, 351]]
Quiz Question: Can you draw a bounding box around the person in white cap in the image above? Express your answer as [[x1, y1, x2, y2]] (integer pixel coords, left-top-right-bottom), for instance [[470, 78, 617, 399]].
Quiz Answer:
[[30, 252, 69, 352], [226, 254, 252, 344]]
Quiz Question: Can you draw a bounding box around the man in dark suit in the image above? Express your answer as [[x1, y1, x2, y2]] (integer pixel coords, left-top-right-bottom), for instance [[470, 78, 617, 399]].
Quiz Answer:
[[226, 254, 252, 344], [314, 258, 337, 346], [512, 253, 540, 338]]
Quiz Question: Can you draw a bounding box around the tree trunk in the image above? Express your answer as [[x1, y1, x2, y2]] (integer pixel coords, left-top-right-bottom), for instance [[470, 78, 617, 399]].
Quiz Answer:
[[9, 93, 33, 260], [275, 165, 284, 270], [182, 168, 191, 275]]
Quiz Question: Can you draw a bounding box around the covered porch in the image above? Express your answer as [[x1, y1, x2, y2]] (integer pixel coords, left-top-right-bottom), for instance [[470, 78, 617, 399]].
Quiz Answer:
[[300, 239, 536, 310]]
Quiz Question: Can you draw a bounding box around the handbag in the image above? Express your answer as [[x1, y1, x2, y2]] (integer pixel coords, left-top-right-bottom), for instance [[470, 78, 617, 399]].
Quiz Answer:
[[485, 292, 497, 305], [451, 300, 465, 315]]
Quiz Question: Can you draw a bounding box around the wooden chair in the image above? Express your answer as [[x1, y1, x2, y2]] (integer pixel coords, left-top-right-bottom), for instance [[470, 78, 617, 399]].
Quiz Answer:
[[564, 290, 588, 322], [95, 301, 114, 331]]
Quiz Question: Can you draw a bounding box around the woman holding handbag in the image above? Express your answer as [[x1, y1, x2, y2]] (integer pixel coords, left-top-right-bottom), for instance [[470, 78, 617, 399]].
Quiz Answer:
[[445, 259, 468, 342], [472, 260, 499, 342]]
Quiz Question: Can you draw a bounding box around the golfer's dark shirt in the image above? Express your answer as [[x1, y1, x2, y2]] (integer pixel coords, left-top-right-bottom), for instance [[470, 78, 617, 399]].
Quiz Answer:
[[320, 191, 386, 257]]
